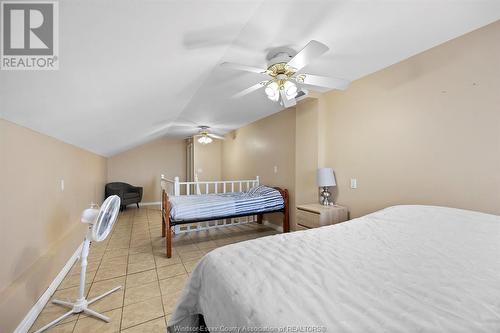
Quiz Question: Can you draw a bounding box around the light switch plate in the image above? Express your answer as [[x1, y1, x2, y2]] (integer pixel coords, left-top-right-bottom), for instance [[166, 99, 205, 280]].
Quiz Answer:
[[273, 165, 278, 174], [350, 178, 357, 189], [60, 179, 65, 192]]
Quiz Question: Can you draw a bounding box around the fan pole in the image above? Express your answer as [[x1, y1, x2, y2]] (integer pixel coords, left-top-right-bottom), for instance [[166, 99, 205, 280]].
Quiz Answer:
[[78, 237, 91, 301]]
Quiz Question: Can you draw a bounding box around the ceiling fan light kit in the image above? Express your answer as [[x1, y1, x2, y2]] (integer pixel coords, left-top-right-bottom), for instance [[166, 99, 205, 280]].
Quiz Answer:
[[194, 125, 223, 144], [198, 132, 213, 144], [221, 40, 351, 107]]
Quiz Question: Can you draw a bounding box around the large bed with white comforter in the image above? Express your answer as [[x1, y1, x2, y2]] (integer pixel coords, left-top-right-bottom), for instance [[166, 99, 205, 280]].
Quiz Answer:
[[167, 205, 500, 332]]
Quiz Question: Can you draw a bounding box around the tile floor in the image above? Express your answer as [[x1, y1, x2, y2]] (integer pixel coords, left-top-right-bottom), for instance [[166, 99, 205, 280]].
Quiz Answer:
[[29, 207, 278, 333]]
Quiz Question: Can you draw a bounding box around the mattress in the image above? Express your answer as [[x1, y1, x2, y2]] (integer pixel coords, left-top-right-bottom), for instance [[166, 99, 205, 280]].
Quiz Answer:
[[168, 205, 500, 332], [168, 185, 284, 222]]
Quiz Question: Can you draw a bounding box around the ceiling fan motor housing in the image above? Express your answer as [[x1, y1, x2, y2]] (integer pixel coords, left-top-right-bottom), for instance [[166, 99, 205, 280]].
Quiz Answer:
[[266, 47, 297, 66]]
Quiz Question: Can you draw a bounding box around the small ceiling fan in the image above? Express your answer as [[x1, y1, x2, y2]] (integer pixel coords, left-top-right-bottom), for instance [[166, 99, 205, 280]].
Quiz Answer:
[[194, 125, 225, 144], [221, 40, 350, 107]]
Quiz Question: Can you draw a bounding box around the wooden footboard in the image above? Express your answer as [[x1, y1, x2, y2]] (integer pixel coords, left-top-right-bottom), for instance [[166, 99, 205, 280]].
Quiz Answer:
[[161, 187, 289, 258], [273, 187, 290, 233], [161, 190, 172, 258]]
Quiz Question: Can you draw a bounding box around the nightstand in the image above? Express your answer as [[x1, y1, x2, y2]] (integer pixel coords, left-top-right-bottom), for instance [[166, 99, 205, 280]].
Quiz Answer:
[[295, 203, 348, 230]]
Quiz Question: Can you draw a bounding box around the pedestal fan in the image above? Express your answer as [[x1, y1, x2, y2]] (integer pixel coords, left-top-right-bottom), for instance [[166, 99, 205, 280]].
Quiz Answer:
[[34, 195, 122, 333]]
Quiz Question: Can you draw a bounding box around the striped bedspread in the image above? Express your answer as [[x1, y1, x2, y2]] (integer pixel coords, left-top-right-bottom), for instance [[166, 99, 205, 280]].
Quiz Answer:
[[169, 185, 284, 221]]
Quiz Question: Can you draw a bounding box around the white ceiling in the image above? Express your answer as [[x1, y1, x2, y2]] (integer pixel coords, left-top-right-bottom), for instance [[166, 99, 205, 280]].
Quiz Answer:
[[1, 0, 499, 156]]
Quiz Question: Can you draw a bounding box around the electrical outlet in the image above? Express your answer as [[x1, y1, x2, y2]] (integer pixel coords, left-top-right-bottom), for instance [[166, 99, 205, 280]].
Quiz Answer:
[[273, 165, 278, 174], [350, 178, 357, 189]]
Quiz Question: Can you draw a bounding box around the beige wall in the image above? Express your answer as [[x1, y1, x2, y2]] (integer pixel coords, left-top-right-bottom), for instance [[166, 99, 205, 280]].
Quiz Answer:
[[0, 119, 107, 333], [221, 109, 296, 227], [295, 98, 321, 205], [107, 137, 186, 202], [194, 139, 222, 181], [324, 20, 500, 218]]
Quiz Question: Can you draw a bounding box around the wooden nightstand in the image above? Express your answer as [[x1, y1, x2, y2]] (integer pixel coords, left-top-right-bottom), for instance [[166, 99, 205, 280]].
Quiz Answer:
[[295, 203, 348, 230]]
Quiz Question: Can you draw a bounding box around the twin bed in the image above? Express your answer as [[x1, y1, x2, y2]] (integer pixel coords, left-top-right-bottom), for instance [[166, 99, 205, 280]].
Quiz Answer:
[[161, 176, 289, 258], [160, 177, 500, 332]]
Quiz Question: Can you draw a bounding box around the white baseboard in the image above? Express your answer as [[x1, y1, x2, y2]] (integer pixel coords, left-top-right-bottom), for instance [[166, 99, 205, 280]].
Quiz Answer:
[[14, 243, 83, 333], [262, 220, 284, 233], [139, 201, 160, 207]]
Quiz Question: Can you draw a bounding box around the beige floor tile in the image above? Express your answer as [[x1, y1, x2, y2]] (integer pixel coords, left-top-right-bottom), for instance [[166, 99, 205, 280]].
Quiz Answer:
[[88, 246, 106, 254], [121, 296, 164, 329], [151, 239, 165, 249], [73, 308, 122, 333], [199, 248, 217, 255], [128, 245, 153, 255], [86, 254, 104, 264], [109, 234, 131, 242], [127, 255, 155, 274], [130, 239, 152, 248], [128, 252, 154, 264], [87, 277, 125, 313], [214, 238, 237, 246], [178, 250, 204, 262], [45, 321, 76, 333], [126, 269, 158, 289], [91, 241, 109, 249], [124, 280, 161, 305], [103, 248, 129, 259], [156, 263, 186, 280], [149, 226, 162, 233], [195, 240, 218, 250], [101, 255, 129, 267], [175, 244, 199, 254], [28, 303, 79, 332], [120, 317, 166, 333], [182, 259, 200, 273], [130, 231, 150, 239], [52, 283, 91, 301], [162, 290, 183, 315], [94, 263, 127, 281], [159, 274, 188, 294], [58, 270, 96, 290], [154, 254, 181, 268], [107, 240, 131, 249]]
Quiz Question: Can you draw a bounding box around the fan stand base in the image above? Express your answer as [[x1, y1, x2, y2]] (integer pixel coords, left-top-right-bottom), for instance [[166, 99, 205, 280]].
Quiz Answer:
[[32, 286, 122, 333]]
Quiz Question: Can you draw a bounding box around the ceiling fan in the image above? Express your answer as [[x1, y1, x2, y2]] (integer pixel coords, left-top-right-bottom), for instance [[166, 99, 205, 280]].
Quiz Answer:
[[221, 40, 350, 107], [193, 125, 225, 144]]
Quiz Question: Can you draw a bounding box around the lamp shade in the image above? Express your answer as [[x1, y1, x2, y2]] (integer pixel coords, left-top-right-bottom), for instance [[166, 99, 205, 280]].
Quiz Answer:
[[317, 168, 336, 187]]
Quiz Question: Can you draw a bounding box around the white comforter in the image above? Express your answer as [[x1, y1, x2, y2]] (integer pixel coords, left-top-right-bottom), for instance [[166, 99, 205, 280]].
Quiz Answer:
[[168, 205, 500, 332]]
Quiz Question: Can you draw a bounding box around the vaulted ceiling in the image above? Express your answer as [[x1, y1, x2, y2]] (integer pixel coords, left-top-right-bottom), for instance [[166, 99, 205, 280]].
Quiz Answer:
[[1, 0, 499, 156]]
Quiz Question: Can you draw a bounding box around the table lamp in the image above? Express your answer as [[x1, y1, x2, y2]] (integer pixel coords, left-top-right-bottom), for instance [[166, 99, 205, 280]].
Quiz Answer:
[[317, 168, 336, 206]]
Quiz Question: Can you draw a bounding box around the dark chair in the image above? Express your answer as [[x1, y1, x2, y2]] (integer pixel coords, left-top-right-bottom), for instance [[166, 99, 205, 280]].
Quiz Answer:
[[105, 182, 143, 210]]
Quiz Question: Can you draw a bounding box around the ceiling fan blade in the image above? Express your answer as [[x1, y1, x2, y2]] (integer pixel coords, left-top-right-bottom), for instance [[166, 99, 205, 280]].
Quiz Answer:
[[207, 133, 225, 140], [220, 62, 268, 75], [299, 74, 350, 90], [287, 40, 329, 71], [280, 90, 296, 108], [232, 81, 267, 98]]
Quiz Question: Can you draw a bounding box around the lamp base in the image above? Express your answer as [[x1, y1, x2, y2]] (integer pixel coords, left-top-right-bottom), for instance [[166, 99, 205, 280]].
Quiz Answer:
[[320, 187, 334, 206]]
